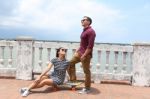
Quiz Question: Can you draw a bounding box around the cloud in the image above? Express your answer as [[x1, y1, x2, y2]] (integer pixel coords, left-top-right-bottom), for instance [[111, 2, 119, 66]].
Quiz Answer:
[[0, 0, 127, 42], [0, 0, 19, 16]]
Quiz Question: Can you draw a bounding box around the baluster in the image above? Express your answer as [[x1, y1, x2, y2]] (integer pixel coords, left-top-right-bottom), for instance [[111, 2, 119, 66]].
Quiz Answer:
[[94, 50, 101, 83], [97, 50, 101, 65], [38, 47, 43, 70], [46, 48, 51, 65], [72, 49, 76, 56], [113, 51, 119, 73], [104, 51, 110, 73], [106, 51, 110, 65], [0, 46, 5, 68], [65, 49, 68, 59], [7, 46, 13, 68], [94, 63, 101, 83], [90, 62, 93, 69], [130, 52, 133, 65], [122, 52, 128, 74], [123, 52, 127, 65]]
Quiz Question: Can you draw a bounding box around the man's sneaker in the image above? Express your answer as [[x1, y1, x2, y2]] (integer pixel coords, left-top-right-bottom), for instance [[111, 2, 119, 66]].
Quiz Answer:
[[20, 87, 28, 94], [22, 90, 30, 97], [78, 88, 91, 94]]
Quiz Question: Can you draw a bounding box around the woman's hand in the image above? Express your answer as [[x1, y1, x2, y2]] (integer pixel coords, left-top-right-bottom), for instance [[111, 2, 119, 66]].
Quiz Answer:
[[34, 76, 41, 83], [33, 63, 53, 84]]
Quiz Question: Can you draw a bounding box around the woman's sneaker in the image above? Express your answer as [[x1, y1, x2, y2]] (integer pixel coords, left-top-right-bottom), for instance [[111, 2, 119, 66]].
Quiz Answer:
[[20, 87, 28, 94], [78, 88, 91, 94], [22, 90, 30, 97]]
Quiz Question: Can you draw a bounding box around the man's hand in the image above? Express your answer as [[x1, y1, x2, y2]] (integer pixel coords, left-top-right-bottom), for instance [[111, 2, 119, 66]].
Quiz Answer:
[[80, 55, 86, 61], [80, 48, 91, 61]]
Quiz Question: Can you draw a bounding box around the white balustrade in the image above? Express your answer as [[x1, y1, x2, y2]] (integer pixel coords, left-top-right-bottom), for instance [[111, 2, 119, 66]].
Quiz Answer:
[[0, 39, 134, 83]]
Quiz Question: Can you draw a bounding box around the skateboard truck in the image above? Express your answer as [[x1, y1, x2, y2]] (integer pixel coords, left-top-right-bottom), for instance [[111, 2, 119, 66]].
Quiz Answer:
[[71, 86, 76, 91]]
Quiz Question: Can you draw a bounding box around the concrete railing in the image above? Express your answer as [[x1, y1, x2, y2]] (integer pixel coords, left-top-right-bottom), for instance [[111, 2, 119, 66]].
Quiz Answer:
[[0, 37, 150, 87], [0, 40, 16, 78]]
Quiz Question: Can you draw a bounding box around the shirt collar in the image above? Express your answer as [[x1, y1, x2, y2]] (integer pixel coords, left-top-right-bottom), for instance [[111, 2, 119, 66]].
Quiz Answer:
[[83, 26, 91, 31]]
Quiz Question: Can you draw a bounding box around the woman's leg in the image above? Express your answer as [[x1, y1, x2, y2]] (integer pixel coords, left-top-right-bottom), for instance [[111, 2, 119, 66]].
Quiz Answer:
[[27, 75, 53, 90], [31, 79, 53, 89], [21, 75, 54, 97]]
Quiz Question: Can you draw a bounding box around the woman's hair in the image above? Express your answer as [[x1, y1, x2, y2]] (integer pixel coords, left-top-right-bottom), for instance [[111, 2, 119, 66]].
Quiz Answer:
[[56, 47, 63, 57]]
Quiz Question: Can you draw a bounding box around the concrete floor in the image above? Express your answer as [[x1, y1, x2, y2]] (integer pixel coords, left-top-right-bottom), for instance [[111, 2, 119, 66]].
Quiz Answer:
[[0, 79, 150, 99]]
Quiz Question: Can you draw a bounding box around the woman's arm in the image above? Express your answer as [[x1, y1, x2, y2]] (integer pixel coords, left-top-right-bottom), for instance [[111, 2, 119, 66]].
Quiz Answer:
[[40, 63, 53, 77], [35, 63, 53, 82]]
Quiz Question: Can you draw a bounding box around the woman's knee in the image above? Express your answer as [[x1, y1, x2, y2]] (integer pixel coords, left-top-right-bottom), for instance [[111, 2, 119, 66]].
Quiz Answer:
[[41, 75, 49, 80], [41, 79, 53, 86]]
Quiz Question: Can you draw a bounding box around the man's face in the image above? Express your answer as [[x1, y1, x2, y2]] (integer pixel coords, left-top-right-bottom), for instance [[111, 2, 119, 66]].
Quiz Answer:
[[81, 17, 90, 27]]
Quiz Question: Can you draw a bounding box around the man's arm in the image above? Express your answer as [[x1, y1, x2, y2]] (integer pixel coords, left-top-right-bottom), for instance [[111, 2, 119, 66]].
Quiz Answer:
[[82, 48, 92, 57]]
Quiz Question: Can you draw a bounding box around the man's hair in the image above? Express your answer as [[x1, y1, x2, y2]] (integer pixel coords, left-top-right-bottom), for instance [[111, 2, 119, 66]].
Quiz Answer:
[[84, 16, 92, 25]]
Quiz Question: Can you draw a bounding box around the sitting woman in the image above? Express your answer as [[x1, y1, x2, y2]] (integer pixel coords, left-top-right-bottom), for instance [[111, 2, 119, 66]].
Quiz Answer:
[[20, 47, 69, 97]]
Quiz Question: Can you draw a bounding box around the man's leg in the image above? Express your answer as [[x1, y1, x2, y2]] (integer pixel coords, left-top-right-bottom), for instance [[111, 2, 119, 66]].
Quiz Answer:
[[81, 55, 91, 89], [78, 56, 91, 94], [67, 53, 80, 81]]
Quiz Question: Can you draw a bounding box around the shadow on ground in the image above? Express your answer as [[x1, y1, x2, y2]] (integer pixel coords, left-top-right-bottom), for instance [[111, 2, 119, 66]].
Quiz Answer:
[[30, 86, 101, 95]]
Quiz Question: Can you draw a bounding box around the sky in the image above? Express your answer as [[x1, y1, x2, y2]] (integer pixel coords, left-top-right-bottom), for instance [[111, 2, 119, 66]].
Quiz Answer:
[[0, 0, 150, 43]]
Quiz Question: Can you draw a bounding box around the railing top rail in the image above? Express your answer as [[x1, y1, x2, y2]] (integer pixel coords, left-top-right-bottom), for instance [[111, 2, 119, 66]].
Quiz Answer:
[[0, 39, 131, 45], [0, 40, 16, 46], [0, 39, 133, 52]]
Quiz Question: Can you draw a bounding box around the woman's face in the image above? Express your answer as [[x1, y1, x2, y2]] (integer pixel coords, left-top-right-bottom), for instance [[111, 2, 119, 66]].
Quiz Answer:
[[59, 48, 67, 56]]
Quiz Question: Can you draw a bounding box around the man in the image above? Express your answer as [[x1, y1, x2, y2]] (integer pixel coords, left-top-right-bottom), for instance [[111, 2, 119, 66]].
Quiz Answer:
[[67, 16, 96, 94]]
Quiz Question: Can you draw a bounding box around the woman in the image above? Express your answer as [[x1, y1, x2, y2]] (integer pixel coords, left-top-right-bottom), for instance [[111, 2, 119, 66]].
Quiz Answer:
[[20, 47, 69, 97]]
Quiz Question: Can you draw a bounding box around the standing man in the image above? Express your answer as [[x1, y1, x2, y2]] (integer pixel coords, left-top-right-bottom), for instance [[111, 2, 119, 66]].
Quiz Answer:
[[67, 16, 96, 94]]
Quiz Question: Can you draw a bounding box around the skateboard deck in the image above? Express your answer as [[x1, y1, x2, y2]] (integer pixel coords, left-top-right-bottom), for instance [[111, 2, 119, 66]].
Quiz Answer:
[[57, 81, 83, 91]]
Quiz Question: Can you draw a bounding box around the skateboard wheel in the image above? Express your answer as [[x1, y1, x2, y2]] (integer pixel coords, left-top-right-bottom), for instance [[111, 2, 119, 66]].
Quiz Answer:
[[71, 87, 76, 91]]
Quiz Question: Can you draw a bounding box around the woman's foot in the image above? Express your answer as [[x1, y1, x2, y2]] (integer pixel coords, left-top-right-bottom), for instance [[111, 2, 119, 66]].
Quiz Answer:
[[19, 87, 30, 97], [19, 87, 28, 94], [22, 89, 30, 97]]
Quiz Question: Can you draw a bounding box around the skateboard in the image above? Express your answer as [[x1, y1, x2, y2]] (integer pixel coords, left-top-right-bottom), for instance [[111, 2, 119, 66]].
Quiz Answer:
[[53, 81, 83, 91]]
